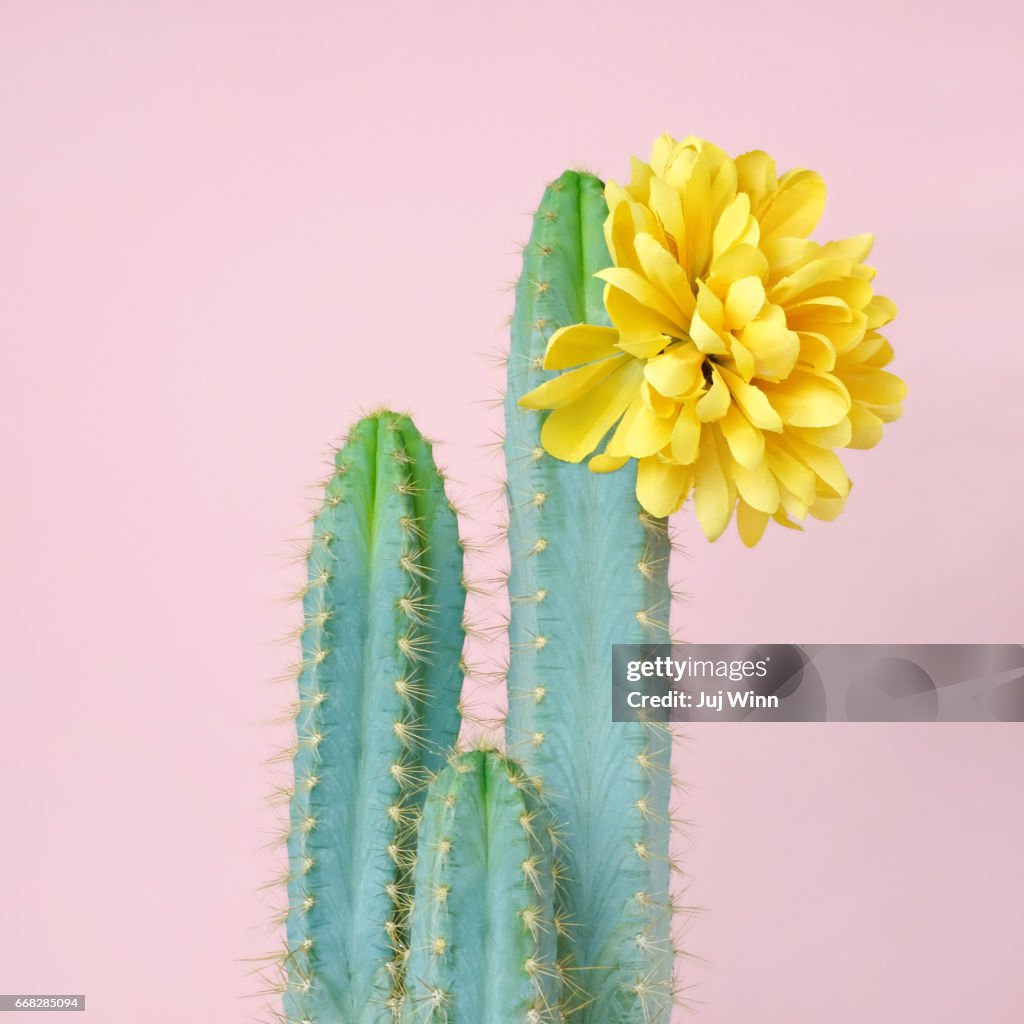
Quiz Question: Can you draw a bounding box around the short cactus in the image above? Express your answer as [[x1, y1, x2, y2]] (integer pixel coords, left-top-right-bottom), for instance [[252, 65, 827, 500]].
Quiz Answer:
[[283, 411, 467, 1024], [401, 749, 562, 1024], [503, 171, 676, 1023]]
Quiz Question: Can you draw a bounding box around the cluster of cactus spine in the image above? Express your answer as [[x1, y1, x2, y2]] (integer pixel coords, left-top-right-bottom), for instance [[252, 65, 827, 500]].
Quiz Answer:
[[276, 172, 680, 1024]]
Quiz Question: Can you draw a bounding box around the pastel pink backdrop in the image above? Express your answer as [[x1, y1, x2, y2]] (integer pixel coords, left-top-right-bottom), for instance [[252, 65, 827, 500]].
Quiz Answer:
[[2, 2, 1021, 1022]]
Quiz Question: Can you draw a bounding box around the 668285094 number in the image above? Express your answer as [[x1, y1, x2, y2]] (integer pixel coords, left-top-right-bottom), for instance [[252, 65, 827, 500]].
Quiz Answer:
[[0, 995, 85, 1011]]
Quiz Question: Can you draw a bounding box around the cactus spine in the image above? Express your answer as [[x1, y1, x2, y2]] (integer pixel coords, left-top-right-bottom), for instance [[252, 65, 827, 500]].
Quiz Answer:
[[503, 172, 676, 1023], [284, 411, 466, 1024], [401, 749, 562, 1023]]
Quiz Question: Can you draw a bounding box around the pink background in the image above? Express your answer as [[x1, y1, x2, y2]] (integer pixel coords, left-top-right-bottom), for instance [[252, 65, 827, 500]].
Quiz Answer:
[[2, 2, 1022, 1022]]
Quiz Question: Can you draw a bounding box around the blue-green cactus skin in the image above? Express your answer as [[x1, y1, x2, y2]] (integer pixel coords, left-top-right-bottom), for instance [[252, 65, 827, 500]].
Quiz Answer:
[[284, 411, 466, 1024], [503, 172, 675, 1023], [401, 749, 561, 1024]]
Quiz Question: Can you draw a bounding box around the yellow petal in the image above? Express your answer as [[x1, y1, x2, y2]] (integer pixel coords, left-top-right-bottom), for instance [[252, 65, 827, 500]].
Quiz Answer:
[[670, 402, 701, 464], [616, 330, 672, 360], [796, 331, 838, 372], [806, 310, 868, 356], [839, 332, 894, 370], [544, 324, 622, 370], [780, 434, 851, 498], [603, 394, 646, 457], [718, 366, 784, 431], [712, 192, 752, 260], [740, 313, 800, 380], [683, 151, 713, 277], [848, 405, 884, 449], [636, 457, 693, 517], [606, 284, 681, 339], [626, 155, 654, 202], [660, 139, 699, 191], [724, 276, 766, 330], [822, 233, 874, 264], [645, 343, 704, 397], [710, 156, 739, 223], [736, 501, 770, 547], [519, 354, 627, 410], [648, 176, 686, 259], [624, 401, 676, 457], [873, 402, 903, 423], [759, 370, 851, 428], [538, 359, 644, 462], [694, 279, 724, 329], [690, 311, 729, 355], [634, 233, 695, 320], [735, 150, 778, 208], [719, 404, 764, 468], [794, 276, 874, 313], [650, 134, 681, 178], [640, 380, 677, 418], [786, 296, 854, 327], [794, 417, 852, 448], [604, 178, 632, 212], [730, 338, 756, 382], [757, 169, 826, 242], [865, 294, 898, 329], [761, 237, 818, 281], [772, 508, 804, 532], [605, 199, 642, 274], [732, 458, 780, 513], [696, 365, 731, 422], [693, 432, 733, 541], [596, 267, 689, 330], [708, 243, 769, 286], [809, 489, 846, 521], [765, 442, 817, 506], [778, 483, 810, 521], [589, 453, 630, 473], [690, 281, 729, 354], [841, 367, 907, 407], [770, 257, 851, 306]]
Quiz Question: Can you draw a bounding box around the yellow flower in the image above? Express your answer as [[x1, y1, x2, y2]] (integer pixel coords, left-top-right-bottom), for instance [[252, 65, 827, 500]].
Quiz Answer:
[[519, 134, 906, 546]]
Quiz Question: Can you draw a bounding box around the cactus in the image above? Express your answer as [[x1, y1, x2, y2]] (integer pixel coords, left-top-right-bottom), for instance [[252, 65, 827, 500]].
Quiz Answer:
[[401, 749, 562, 1024], [283, 410, 467, 1024], [276, 173, 681, 1024], [503, 171, 676, 1023]]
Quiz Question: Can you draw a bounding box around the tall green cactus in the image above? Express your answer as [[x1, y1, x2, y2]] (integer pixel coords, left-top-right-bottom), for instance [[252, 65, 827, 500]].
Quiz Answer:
[[283, 411, 467, 1024], [503, 171, 676, 1023], [401, 749, 562, 1024]]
